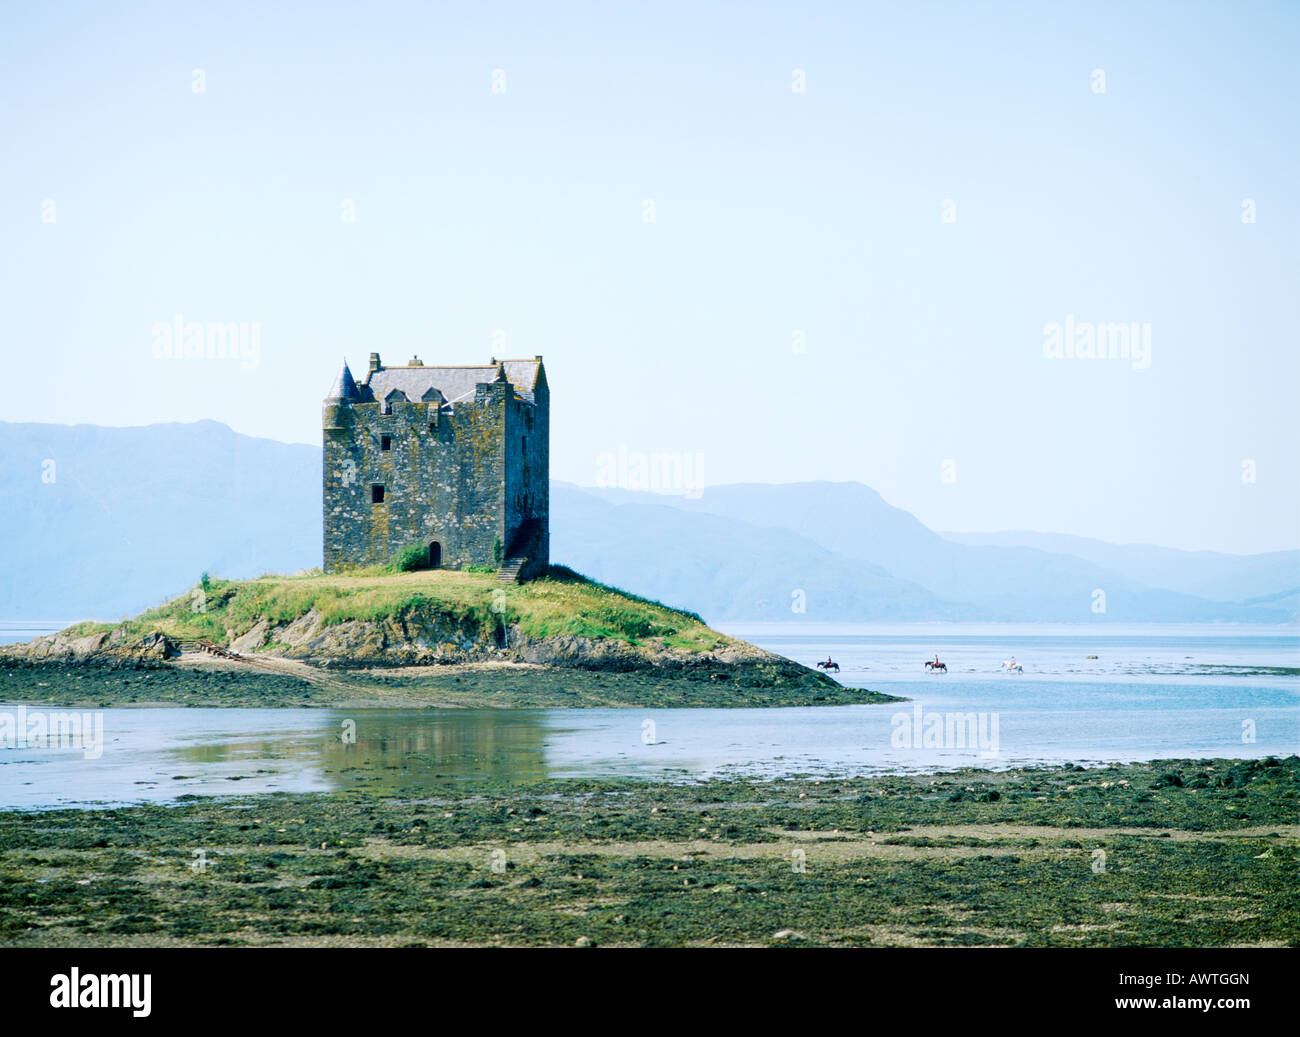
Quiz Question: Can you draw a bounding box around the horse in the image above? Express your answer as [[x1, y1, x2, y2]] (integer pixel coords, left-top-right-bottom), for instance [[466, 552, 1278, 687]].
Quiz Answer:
[[1001, 659, 1023, 674], [925, 660, 947, 673], [816, 659, 840, 673]]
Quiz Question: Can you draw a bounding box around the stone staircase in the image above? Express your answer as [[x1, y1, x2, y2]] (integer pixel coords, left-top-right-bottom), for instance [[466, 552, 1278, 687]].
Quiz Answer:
[[497, 557, 527, 584], [497, 518, 540, 584]]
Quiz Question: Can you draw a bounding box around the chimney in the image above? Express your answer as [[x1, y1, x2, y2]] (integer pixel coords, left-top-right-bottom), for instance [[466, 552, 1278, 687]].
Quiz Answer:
[[368, 352, 382, 373]]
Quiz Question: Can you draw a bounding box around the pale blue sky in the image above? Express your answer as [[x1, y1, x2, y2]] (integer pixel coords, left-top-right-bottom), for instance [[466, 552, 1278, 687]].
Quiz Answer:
[[2, 1, 1296, 553]]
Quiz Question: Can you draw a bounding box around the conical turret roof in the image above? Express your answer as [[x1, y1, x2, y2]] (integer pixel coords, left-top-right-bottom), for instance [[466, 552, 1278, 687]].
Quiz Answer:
[[326, 359, 360, 400]]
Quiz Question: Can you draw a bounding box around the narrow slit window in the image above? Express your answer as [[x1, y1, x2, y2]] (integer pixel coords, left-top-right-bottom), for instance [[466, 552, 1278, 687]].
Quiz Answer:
[[380, 435, 392, 451], [371, 484, 385, 503]]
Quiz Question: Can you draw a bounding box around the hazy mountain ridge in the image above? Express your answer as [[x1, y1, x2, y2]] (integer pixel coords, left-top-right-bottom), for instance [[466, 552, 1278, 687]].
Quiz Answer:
[[0, 420, 320, 618], [574, 482, 1297, 623], [0, 421, 1293, 624], [941, 529, 1300, 603], [548, 486, 984, 622]]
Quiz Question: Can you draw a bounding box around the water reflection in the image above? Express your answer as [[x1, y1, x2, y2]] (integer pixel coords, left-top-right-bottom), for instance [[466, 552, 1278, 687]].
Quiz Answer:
[[163, 711, 556, 792], [315, 711, 553, 789], [2, 709, 560, 809]]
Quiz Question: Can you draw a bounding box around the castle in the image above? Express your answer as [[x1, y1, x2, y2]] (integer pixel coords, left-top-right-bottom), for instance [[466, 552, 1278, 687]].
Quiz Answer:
[[322, 353, 549, 581]]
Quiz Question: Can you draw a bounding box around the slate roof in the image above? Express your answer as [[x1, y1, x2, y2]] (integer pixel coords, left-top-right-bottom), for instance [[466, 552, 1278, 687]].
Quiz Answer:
[[362, 359, 543, 406]]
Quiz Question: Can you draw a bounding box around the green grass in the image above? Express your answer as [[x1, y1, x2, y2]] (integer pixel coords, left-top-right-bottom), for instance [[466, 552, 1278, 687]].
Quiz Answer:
[[391, 544, 430, 572], [64, 565, 729, 654]]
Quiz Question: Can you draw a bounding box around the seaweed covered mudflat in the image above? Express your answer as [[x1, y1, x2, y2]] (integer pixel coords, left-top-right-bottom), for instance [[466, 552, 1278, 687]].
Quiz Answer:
[[0, 758, 1295, 948], [0, 660, 330, 709], [0, 657, 896, 710]]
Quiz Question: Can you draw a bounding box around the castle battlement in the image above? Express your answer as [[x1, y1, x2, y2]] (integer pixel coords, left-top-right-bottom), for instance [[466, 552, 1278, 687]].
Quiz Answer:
[[322, 353, 549, 580]]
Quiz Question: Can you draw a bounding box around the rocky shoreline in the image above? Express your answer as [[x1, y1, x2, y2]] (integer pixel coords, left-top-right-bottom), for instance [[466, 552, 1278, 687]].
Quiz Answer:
[[0, 609, 896, 709], [1, 611, 834, 688]]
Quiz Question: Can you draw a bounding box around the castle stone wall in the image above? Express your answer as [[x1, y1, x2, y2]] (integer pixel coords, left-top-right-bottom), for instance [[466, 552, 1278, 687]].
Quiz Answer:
[[322, 358, 548, 576], [324, 393, 506, 571], [503, 378, 549, 578]]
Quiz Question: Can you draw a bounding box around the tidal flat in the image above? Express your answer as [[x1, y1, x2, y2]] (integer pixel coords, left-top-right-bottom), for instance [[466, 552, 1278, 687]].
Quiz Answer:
[[0, 657, 895, 710], [1, 757, 1295, 947]]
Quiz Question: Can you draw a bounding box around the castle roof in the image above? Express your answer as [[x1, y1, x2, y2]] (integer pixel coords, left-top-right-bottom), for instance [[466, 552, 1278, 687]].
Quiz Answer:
[[363, 358, 544, 407], [325, 360, 361, 401]]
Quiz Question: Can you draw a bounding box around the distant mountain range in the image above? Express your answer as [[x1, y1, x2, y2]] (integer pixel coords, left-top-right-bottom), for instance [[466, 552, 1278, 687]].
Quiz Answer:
[[1, 421, 1295, 624], [940, 529, 1300, 605], [0, 421, 319, 619], [562, 484, 1299, 623]]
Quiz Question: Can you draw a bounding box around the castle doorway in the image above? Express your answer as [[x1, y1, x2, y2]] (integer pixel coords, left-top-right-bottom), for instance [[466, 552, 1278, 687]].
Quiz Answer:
[[428, 542, 441, 568]]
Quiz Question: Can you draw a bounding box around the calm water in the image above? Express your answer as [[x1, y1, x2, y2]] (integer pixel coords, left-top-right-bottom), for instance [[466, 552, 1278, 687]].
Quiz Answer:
[[0, 622, 87, 646], [1, 622, 1297, 810]]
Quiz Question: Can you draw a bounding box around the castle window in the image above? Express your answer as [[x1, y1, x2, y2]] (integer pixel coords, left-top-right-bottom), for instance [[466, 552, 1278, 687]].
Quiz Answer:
[[371, 484, 385, 503], [381, 435, 392, 451]]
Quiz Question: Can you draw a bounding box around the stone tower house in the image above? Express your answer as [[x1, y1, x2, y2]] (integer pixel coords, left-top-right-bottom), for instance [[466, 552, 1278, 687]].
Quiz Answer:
[[322, 353, 549, 581]]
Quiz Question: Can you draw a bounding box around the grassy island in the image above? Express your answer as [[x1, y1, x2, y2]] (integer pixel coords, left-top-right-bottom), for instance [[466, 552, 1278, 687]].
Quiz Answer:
[[0, 567, 894, 709]]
